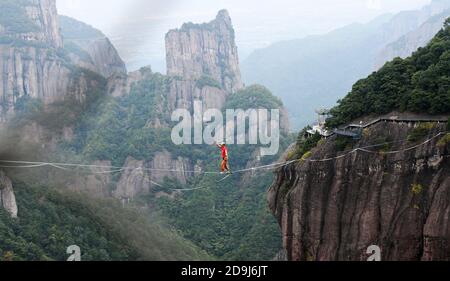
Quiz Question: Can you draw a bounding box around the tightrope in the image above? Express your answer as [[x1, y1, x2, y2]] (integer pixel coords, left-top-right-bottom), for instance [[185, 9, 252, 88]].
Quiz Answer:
[[0, 132, 446, 191]]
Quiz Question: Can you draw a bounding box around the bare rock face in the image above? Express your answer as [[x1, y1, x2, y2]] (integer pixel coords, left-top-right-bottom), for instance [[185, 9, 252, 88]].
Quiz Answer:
[[0, 2, 118, 123], [148, 150, 192, 185], [0, 45, 73, 120], [109, 10, 246, 124], [30, 0, 63, 48], [66, 37, 127, 78], [167, 78, 228, 112], [67, 161, 112, 198], [114, 157, 150, 200], [0, 170, 18, 218], [107, 67, 152, 97], [0, 0, 72, 121], [60, 16, 127, 78], [165, 10, 244, 94], [269, 122, 450, 261], [114, 152, 193, 201], [79, 37, 126, 78]]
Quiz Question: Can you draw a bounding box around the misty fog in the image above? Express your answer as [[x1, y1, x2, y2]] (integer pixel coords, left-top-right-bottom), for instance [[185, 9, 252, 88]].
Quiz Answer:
[[57, 0, 432, 72]]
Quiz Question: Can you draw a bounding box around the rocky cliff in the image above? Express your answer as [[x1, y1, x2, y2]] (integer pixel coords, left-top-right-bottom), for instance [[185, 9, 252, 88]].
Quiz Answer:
[[166, 9, 243, 95], [268, 121, 450, 261], [0, 1, 126, 123], [0, 44, 71, 120], [0, 170, 18, 218], [111, 10, 243, 114], [0, 0, 70, 121], [60, 15, 127, 78], [113, 152, 194, 201]]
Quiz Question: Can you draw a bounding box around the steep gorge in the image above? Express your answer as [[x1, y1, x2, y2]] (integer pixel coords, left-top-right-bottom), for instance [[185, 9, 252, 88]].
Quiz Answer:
[[0, 2, 289, 260]]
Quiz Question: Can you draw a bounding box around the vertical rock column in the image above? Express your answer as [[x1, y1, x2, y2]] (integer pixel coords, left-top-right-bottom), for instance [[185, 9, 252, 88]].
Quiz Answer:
[[165, 9, 244, 94], [0, 170, 18, 218]]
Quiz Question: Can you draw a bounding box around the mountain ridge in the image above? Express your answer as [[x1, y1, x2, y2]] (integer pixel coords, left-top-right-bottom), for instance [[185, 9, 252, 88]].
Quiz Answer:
[[242, 0, 450, 129]]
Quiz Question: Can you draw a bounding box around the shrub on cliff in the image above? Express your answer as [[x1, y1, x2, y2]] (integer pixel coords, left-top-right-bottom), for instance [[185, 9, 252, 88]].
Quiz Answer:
[[225, 85, 283, 111], [196, 75, 222, 89], [407, 123, 436, 142], [292, 130, 322, 160]]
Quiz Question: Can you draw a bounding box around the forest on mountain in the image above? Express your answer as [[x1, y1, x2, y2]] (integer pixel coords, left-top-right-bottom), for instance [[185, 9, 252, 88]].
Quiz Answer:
[[327, 18, 450, 128], [0, 181, 210, 261]]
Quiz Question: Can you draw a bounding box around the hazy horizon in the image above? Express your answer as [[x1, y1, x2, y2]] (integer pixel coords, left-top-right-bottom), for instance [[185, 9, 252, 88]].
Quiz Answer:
[[56, 0, 432, 72]]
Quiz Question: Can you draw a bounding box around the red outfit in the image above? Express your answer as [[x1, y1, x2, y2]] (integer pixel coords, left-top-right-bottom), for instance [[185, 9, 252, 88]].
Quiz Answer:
[[221, 145, 228, 159], [219, 145, 230, 173]]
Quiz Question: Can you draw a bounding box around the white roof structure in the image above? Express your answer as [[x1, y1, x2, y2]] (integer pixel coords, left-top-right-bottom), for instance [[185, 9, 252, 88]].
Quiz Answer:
[[306, 124, 333, 137]]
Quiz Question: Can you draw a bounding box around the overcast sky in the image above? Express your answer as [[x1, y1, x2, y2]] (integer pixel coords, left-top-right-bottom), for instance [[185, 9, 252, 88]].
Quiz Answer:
[[56, 0, 432, 71]]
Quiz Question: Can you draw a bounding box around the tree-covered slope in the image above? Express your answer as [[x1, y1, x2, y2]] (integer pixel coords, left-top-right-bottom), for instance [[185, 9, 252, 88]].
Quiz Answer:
[[327, 19, 450, 127], [0, 181, 211, 261]]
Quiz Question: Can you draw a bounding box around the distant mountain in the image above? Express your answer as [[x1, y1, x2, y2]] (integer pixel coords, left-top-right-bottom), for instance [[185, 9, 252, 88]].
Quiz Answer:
[[376, 8, 450, 69], [242, 0, 450, 129], [327, 18, 450, 127]]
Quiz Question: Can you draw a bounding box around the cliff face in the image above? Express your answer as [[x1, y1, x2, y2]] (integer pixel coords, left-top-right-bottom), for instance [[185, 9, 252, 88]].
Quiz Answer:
[[268, 122, 450, 261], [0, 2, 125, 125], [66, 161, 113, 198], [166, 9, 243, 95], [60, 16, 127, 78], [0, 0, 69, 121], [0, 45, 72, 120], [77, 37, 126, 78], [0, 170, 18, 218], [113, 152, 194, 201], [107, 67, 152, 98], [0, 2, 126, 123]]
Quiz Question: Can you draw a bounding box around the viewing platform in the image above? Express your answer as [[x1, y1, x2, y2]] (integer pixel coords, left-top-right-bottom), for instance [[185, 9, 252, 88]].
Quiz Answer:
[[306, 112, 449, 140]]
